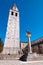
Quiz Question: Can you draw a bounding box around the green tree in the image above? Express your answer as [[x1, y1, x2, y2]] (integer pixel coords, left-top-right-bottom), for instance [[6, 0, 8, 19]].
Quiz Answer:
[[0, 38, 3, 52]]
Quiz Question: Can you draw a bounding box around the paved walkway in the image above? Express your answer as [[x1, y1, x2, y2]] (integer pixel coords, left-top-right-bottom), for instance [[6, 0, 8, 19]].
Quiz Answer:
[[0, 60, 43, 65], [0, 54, 43, 65]]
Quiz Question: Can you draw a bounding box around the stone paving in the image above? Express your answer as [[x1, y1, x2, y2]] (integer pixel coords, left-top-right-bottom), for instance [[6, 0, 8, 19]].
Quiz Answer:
[[0, 60, 43, 65], [0, 54, 43, 65]]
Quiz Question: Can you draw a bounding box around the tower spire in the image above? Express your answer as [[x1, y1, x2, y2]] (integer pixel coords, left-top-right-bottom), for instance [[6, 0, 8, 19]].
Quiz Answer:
[[11, 4, 18, 11], [12, 4, 16, 10]]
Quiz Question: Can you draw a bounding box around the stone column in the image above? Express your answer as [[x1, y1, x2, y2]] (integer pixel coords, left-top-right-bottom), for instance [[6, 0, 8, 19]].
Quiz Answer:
[[28, 36, 32, 54], [26, 31, 32, 54]]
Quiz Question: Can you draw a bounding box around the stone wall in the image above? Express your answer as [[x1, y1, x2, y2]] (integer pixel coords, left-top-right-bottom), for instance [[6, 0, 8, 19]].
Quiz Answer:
[[1, 47, 20, 54], [32, 43, 43, 54]]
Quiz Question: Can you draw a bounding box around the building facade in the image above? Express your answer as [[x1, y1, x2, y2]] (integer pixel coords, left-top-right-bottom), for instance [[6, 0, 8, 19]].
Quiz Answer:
[[20, 37, 43, 54], [32, 37, 43, 54]]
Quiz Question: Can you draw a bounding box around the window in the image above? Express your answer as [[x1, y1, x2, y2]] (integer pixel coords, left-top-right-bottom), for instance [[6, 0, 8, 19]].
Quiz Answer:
[[15, 13, 17, 16], [11, 12, 14, 15]]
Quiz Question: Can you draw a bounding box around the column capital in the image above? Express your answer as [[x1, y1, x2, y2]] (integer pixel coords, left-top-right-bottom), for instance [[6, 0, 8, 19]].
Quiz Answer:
[[26, 30, 31, 38]]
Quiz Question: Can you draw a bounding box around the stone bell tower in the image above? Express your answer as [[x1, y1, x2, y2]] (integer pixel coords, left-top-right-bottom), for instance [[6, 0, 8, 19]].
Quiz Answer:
[[3, 4, 20, 54]]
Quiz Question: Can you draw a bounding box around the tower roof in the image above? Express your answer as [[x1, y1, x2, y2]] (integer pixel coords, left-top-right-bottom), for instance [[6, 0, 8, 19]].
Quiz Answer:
[[11, 4, 18, 11]]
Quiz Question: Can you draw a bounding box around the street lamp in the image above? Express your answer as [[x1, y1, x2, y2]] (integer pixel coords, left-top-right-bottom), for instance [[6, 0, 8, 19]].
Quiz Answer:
[[26, 30, 32, 54]]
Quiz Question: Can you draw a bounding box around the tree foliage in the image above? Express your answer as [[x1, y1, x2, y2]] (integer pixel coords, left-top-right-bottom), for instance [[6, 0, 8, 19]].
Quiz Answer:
[[0, 38, 4, 52]]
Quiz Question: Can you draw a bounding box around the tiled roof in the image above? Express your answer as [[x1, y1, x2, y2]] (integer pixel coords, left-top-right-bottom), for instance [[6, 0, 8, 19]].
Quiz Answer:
[[31, 36, 43, 45], [21, 36, 43, 45]]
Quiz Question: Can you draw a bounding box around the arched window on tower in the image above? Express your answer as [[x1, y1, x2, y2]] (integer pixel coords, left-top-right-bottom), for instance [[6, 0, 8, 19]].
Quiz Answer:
[[11, 12, 14, 15], [15, 13, 17, 16]]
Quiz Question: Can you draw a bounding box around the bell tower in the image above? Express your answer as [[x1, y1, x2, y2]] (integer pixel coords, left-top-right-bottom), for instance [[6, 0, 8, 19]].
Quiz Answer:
[[3, 4, 20, 54]]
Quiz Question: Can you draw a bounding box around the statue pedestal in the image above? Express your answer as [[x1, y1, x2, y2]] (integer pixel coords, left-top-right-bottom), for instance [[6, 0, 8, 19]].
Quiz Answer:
[[27, 53, 39, 61]]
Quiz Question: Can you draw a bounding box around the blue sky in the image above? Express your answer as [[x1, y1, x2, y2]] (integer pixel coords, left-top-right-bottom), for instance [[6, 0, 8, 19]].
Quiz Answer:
[[0, 0, 43, 43]]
